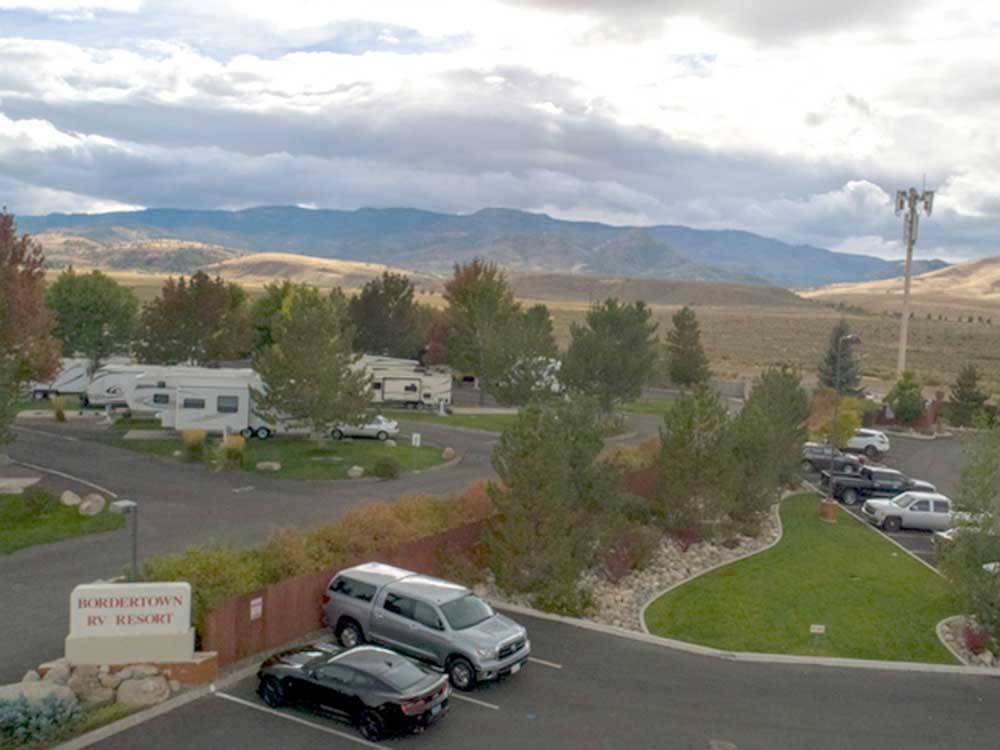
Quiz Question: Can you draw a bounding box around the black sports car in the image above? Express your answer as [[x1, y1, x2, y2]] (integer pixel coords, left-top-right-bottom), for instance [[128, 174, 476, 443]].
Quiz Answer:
[[257, 642, 450, 741]]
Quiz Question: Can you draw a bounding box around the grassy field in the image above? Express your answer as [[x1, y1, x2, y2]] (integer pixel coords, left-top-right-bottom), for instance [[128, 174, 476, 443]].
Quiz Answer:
[[623, 399, 675, 417], [383, 409, 520, 433], [0, 493, 125, 555], [643, 493, 960, 664], [104, 434, 444, 480]]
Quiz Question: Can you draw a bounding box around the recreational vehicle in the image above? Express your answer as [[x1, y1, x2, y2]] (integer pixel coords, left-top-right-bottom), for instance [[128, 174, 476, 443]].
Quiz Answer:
[[127, 367, 255, 424], [168, 372, 277, 437], [360, 355, 452, 409], [27, 358, 91, 399], [85, 364, 161, 407]]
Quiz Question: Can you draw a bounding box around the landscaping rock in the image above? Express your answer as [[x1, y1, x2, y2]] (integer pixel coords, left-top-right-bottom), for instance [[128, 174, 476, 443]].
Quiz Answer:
[[21, 670, 40, 683], [99, 670, 123, 690], [441, 446, 456, 461], [385, 439, 397, 447], [60, 490, 82, 506], [0, 682, 78, 708], [78, 493, 106, 516], [116, 676, 171, 707], [169, 680, 181, 694], [256, 461, 282, 472], [347, 465, 364, 479], [975, 650, 995, 667], [129, 664, 160, 678], [68, 666, 115, 708], [41, 662, 71, 685]]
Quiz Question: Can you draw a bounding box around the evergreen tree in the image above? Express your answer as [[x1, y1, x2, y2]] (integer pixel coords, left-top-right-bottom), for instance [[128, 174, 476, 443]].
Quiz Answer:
[[949, 364, 989, 427], [488, 304, 559, 406], [886, 370, 924, 426], [561, 298, 658, 413], [817, 319, 862, 394], [665, 306, 711, 388], [348, 272, 426, 359]]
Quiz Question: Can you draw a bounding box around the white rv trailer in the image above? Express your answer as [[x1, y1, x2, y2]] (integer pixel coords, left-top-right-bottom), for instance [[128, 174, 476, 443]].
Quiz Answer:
[[169, 372, 279, 437], [127, 367, 255, 424], [27, 358, 91, 399], [359, 355, 451, 409], [85, 364, 162, 407]]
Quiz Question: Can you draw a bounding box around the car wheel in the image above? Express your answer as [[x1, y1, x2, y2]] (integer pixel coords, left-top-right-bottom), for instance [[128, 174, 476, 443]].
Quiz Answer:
[[447, 657, 476, 691], [240, 427, 255, 439], [259, 677, 285, 708], [255, 426, 272, 440], [377, 431, 388, 441], [32, 390, 46, 401], [842, 489, 859, 506], [883, 516, 902, 532], [801, 459, 813, 473], [358, 709, 385, 742], [80, 395, 90, 408], [338, 619, 364, 649], [331, 428, 344, 440], [865, 445, 879, 459]]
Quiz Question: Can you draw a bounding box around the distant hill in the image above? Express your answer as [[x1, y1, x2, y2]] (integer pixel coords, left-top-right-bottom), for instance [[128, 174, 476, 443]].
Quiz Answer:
[[36, 232, 246, 273], [17, 205, 949, 288], [201, 252, 441, 290]]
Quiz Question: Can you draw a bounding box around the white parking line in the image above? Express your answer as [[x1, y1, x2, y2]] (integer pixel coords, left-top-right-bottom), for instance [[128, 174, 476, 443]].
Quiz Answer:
[[215, 692, 381, 748], [452, 694, 500, 710], [528, 657, 563, 669], [12, 459, 118, 497]]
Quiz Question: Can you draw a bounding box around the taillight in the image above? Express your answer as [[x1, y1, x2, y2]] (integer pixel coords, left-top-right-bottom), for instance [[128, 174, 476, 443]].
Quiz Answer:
[[322, 594, 330, 605], [400, 699, 423, 716]]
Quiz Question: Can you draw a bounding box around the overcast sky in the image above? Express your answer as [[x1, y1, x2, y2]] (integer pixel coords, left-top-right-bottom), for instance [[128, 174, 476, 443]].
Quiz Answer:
[[0, 0, 997, 260]]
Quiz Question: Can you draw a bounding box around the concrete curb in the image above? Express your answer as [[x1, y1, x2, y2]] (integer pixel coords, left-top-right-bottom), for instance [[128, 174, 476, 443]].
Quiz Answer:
[[492, 600, 999, 677], [883, 430, 954, 441], [935, 616, 973, 667], [638, 498, 787, 634]]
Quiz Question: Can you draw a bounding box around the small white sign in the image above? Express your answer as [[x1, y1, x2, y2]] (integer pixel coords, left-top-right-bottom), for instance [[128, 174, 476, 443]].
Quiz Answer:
[[250, 597, 263, 621], [70, 582, 191, 637], [411, 432, 421, 448], [809, 624, 826, 635]]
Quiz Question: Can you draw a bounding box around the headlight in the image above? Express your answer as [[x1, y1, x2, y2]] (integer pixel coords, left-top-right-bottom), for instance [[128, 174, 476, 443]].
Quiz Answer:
[[475, 648, 493, 659]]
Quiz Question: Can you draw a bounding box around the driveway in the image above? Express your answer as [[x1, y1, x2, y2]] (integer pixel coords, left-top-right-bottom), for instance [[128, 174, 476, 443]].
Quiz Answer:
[[90, 613, 1000, 750]]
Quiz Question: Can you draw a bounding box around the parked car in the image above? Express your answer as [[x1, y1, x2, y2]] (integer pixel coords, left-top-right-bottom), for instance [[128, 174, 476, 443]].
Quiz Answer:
[[861, 491, 953, 532], [802, 442, 865, 474], [846, 429, 891, 458], [323, 562, 530, 690], [331, 415, 399, 441], [823, 466, 936, 506], [257, 641, 450, 741]]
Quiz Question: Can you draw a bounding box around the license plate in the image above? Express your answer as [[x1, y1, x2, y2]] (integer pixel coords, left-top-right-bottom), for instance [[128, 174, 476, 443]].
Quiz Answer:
[[431, 704, 441, 716], [510, 662, 521, 674]]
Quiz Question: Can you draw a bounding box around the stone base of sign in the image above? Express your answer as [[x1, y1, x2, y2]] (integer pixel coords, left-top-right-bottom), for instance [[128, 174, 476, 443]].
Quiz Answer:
[[157, 652, 218, 685], [66, 628, 195, 666]]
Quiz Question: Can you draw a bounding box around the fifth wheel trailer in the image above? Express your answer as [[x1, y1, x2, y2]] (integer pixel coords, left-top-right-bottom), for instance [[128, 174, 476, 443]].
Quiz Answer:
[[127, 367, 256, 425], [360, 356, 451, 409], [27, 358, 91, 399]]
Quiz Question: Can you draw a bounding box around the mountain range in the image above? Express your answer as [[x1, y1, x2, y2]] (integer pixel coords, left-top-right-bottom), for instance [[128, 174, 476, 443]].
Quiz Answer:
[[18, 206, 948, 288]]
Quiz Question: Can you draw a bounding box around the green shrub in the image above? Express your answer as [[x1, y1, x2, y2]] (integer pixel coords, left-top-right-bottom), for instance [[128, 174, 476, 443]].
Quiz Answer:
[[20, 486, 59, 516], [371, 456, 401, 480], [0, 694, 80, 745], [532, 580, 594, 617], [51, 395, 67, 422], [181, 429, 207, 461]]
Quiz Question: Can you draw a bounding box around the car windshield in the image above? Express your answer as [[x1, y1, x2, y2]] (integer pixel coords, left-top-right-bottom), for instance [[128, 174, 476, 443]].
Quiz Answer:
[[440, 594, 494, 630], [377, 660, 427, 692], [893, 495, 913, 507]]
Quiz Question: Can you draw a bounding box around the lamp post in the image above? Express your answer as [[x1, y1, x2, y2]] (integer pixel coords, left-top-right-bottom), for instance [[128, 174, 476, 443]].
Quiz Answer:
[[109, 498, 139, 581], [825, 334, 862, 507]]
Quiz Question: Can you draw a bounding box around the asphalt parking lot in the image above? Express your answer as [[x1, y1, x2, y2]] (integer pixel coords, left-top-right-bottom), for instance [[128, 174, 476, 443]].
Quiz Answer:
[[89, 613, 999, 750]]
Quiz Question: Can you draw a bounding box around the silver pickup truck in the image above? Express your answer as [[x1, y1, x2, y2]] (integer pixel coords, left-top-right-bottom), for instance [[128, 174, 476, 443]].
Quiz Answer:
[[322, 562, 530, 691], [861, 491, 954, 532]]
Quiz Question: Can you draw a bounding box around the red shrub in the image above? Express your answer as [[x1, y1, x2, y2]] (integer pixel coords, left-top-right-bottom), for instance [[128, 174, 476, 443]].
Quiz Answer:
[[622, 466, 658, 499], [963, 624, 993, 655], [601, 525, 658, 583], [674, 527, 700, 552]]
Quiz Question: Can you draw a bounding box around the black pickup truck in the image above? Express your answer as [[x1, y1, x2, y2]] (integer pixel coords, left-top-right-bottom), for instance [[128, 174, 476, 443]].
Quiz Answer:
[[821, 465, 936, 506]]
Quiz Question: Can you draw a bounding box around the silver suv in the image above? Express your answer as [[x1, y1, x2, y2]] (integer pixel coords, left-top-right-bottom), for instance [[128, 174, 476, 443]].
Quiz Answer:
[[322, 562, 530, 690]]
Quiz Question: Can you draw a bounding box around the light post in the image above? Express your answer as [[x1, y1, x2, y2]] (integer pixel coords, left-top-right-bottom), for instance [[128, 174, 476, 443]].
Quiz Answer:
[[825, 334, 862, 508], [893, 187, 934, 376], [109, 498, 139, 581]]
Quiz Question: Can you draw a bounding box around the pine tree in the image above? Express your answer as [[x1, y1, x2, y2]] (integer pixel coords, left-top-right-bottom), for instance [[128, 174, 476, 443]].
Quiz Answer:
[[665, 306, 710, 389], [817, 319, 862, 394], [949, 364, 989, 427], [886, 371, 924, 426]]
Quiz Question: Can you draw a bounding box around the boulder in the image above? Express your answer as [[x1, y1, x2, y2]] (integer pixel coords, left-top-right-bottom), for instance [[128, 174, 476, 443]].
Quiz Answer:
[[99, 671, 123, 690], [975, 650, 995, 667], [441, 446, 456, 461], [116, 676, 171, 707], [41, 662, 70, 685], [385, 439, 397, 448], [129, 664, 160, 678], [169, 680, 181, 694], [78, 494, 106, 516], [60, 490, 82, 506], [0, 682, 78, 708], [68, 666, 115, 708], [347, 465, 364, 479], [21, 670, 40, 682], [255, 461, 282, 472]]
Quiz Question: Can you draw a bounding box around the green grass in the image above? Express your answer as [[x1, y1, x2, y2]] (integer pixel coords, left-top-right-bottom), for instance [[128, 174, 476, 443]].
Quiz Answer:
[[623, 399, 674, 416], [103, 435, 444, 480], [0, 494, 125, 555], [111, 417, 163, 430], [644, 493, 960, 664], [382, 409, 520, 433], [14, 395, 87, 413]]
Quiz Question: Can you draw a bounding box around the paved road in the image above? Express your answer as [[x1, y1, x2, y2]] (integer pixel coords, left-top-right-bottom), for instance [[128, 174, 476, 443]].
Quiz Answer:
[[93, 613, 1000, 750]]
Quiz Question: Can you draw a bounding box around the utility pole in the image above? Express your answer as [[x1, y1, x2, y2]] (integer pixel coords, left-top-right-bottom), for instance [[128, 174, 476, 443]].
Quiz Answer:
[[893, 187, 934, 376]]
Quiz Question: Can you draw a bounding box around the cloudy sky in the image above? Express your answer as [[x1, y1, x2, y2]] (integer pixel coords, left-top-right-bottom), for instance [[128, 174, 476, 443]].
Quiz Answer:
[[0, 0, 997, 260]]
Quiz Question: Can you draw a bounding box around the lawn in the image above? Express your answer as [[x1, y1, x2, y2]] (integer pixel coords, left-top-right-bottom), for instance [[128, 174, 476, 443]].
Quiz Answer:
[[643, 493, 960, 664], [623, 399, 674, 417], [105, 435, 445, 480], [0, 494, 125, 555], [382, 409, 520, 433]]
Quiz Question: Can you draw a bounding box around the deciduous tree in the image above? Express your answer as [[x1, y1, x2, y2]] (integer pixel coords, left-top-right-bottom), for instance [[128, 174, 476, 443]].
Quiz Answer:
[[817, 319, 862, 395], [665, 306, 711, 388], [250, 280, 295, 353], [253, 286, 369, 439], [46, 268, 138, 371], [348, 272, 426, 359], [488, 304, 559, 406], [561, 298, 658, 413]]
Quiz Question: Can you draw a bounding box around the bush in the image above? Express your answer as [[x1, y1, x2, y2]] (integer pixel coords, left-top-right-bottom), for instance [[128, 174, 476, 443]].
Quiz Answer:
[[532, 579, 594, 617], [600, 521, 659, 583], [51, 395, 66, 422], [181, 429, 207, 461], [962, 623, 994, 655], [216, 434, 246, 469], [0, 694, 81, 745], [20, 486, 59, 515], [371, 456, 401, 480]]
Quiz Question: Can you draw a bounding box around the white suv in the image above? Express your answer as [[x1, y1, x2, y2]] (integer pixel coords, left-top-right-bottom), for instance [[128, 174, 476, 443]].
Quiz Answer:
[[846, 429, 890, 458]]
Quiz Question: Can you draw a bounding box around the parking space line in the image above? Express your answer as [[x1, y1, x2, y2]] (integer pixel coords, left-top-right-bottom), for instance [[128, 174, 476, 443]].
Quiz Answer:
[[452, 694, 500, 710], [215, 692, 381, 748], [528, 657, 563, 669]]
